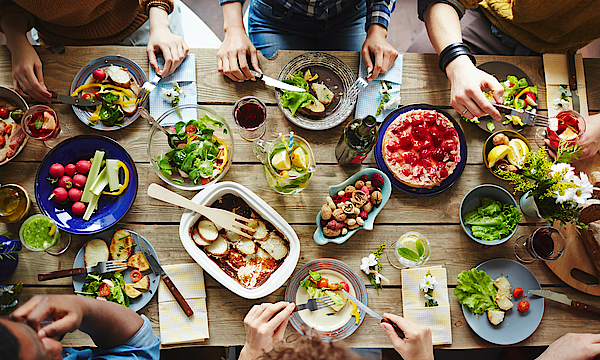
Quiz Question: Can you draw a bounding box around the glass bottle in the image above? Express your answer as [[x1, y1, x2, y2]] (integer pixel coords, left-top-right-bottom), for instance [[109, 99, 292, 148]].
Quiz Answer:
[[335, 115, 378, 166]]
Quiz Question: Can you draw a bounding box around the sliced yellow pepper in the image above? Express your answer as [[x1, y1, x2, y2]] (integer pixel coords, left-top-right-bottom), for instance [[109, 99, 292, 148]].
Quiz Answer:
[[88, 104, 102, 125], [215, 136, 228, 170], [513, 87, 530, 109], [350, 301, 360, 325], [71, 83, 133, 97], [102, 161, 129, 196]]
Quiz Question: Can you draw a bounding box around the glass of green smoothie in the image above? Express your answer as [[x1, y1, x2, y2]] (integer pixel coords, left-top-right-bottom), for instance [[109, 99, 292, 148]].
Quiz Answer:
[[19, 215, 71, 255]]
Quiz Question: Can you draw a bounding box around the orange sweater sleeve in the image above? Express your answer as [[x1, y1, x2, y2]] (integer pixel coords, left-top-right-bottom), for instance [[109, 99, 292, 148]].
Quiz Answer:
[[0, 1, 35, 33]]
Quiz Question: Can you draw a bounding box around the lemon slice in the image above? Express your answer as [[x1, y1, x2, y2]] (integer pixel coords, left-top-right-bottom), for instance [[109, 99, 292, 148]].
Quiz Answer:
[[291, 146, 308, 169], [271, 150, 291, 171], [397, 232, 429, 261], [508, 139, 529, 167], [559, 127, 579, 141], [487, 145, 512, 168]]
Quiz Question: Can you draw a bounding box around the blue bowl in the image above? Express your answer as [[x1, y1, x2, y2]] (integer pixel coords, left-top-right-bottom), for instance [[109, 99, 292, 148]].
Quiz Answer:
[[35, 135, 138, 235], [459, 184, 519, 245], [374, 104, 467, 195], [313, 168, 391, 245]]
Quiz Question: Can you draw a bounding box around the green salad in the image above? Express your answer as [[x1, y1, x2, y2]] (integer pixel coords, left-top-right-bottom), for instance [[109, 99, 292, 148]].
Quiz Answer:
[[454, 269, 499, 314], [80, 272, 129, 307], [463, 197, 521, 241], [280, 71, 316, 116], [299, 270, 349, 310]]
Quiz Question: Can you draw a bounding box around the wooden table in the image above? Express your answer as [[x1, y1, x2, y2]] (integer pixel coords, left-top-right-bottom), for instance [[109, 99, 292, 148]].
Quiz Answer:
[[2, 46, 600, 350]]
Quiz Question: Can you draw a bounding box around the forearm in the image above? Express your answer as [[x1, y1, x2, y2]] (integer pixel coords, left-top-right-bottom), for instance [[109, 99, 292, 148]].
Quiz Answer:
[[77, 296, 144, 349], [148, 6, 170, 34], [222, 1, 245, 34], [1, 12, 30, 52], [365, 0, 393, 32], [423, 2, 462, 54]]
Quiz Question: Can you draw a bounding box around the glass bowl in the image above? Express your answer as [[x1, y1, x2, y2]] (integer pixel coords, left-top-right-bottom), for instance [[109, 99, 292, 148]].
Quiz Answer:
[[147, 104, 234, 191]]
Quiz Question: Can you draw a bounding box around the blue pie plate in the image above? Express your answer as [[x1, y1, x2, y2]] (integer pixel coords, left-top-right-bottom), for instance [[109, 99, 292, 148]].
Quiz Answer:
[[375, 103, 467, 196], [35, 135, 138, 235]]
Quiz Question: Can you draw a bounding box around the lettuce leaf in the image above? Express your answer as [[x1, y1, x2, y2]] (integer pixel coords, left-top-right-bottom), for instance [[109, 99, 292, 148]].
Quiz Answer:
[[454, 269, 499, 314], [324, 290, 345, 308], [464, 198, 521, 241]]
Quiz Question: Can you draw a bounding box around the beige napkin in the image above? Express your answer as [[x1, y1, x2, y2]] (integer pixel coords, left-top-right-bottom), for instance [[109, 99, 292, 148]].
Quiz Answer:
[[543, 53, 589, 117], [158, 263, 209, 346], [401, 266, 452, 345]]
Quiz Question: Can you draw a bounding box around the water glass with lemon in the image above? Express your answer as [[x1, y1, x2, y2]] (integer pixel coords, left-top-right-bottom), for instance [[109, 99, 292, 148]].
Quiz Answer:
[[387, 232, 430, 269], [252, 133, 316, 194]]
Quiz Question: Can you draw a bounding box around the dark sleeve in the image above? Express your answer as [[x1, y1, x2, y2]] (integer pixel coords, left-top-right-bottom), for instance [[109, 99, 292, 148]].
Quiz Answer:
[[0, 1, 35, 33], [417, 0, 467, 22]]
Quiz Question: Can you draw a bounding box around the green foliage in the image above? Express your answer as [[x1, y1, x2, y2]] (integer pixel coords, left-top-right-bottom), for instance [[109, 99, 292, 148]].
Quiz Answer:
[[454, 269, 499, 314], [367, 244, 385, 295]]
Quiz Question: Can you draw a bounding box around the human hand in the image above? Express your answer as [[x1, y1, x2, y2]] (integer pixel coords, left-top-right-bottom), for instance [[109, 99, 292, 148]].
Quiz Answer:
[[217, 26, 261, 82], [544, 114, 600, 160], [362, 24, 399, 81], [239, 302, 295, 360], [381, 313, 434, 360], [10, 295, 85, 340], [446, 55, 504, 121], [537, 333, 600, 360], [10, 40, 51, 103], [147, 26, 189, 77]]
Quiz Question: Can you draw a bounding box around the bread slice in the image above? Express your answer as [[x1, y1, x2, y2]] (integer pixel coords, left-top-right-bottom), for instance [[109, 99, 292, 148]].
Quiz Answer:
[[311, 83, 334, 105], [84, 239, 109, 267], [494, 277, 514, 311], [110, 229, 135, 261], [124, 283, 142, 298], [132, 275, 150, 291], [127, 252, 150, 272], [487, 310, 505, 325]]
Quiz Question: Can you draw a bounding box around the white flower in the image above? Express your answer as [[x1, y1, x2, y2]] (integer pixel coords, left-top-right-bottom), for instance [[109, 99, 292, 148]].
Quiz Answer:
[[419, 274, 438, 293], [162, 88, 179, 103], [552, 97, 571, 110], [573, 172, 594, 207], [383, 95, 401, 110], [550, 163, 574, 176], [360, 254, 377, 275], [554, 187, 576, 204]]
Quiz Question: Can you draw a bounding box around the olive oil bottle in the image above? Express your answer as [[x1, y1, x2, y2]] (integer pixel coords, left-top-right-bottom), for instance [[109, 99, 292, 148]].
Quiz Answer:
[[335, 115, 378, 166]]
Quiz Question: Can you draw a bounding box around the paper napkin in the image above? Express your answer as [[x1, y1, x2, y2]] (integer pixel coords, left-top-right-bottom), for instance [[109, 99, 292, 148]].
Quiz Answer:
[[542, 53, 589, 117], [158, 263, 209, 346], [354, 55, 403, 122], [401, 266, 452, 345], [149, 53, 197, 126]]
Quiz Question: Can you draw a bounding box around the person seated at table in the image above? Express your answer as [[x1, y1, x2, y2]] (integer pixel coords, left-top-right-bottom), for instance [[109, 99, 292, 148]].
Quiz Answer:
[[0, 294, 160, 360], [0, 0, 188, 103], [408, 0, 600, 159], [216, 0, 398, 83]]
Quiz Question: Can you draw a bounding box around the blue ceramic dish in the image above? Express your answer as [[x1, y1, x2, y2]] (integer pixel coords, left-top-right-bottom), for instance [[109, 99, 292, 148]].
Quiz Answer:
[[69, 55, 147, 131], [313, 168, 391, 245], [375, 104, 467, 195], [459, 184, 520, 245], [34, 135, 138, 235]]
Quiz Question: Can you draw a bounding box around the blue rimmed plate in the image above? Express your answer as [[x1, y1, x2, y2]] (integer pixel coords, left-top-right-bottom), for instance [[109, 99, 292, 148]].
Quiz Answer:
[[460, 258, 544, 345], [284, 259, 367, 341], [69, 55, 147, 131], [375, 103, 467, 196], [34, 135, 138, 235], [72, 229, 160, 312]]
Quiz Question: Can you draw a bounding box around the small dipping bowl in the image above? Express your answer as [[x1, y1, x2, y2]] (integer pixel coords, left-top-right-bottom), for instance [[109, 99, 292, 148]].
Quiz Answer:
[[483, 130, 532, 179]]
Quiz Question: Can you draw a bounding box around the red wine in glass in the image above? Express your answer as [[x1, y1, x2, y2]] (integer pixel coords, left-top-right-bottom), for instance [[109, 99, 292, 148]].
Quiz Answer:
[[233, 96, 267, 141], [531, 228, 555, 259], [514, 226, 565, 263]]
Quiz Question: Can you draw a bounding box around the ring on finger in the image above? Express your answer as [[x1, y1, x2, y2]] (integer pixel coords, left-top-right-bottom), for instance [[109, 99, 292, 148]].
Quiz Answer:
[[462, 108, 469, 116]]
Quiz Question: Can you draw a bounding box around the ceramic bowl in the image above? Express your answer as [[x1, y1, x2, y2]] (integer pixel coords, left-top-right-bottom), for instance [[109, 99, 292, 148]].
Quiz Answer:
[[0, 86, 29, 166], [313, 168, 391, 245], [459, 184, 520, 245], [483, 130, 532, 179]]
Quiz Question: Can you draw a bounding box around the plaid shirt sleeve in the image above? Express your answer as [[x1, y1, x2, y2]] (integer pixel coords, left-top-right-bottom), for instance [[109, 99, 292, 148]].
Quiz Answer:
[[365, 0, 395, 31]]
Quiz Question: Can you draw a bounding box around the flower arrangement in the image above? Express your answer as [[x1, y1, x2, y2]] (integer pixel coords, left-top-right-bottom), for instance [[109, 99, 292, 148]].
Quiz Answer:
[[496, 141, 591, 228], [162, 82, 185, 118], [419, 271, 438, 307], [360, 243, 388, 294]]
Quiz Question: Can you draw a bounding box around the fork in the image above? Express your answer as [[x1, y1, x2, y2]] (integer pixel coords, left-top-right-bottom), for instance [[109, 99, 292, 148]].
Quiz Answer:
[[135, 74, 162, 107], [492, 103, 549, 127], [346, 76, 369, 101], [294, 296, 335, 312], [38, 260, 128, 281]]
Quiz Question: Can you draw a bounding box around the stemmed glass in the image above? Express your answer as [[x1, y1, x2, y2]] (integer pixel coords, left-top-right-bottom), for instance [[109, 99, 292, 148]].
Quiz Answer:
[[514, 226, 565, 263], [535, 110, 586, 150], [21, 105, 70, 148]]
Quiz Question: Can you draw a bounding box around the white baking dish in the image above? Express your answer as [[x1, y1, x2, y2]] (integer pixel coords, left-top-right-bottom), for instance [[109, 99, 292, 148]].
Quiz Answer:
[[179, 181, 300, 299]]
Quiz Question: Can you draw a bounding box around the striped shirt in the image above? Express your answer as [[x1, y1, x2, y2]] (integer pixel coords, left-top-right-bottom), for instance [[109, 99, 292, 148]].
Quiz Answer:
[[221, 0, 395, 31]]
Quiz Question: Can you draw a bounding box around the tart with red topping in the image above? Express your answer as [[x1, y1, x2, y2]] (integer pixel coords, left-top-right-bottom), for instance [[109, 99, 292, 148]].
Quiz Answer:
[[382, 109, 461, 188]]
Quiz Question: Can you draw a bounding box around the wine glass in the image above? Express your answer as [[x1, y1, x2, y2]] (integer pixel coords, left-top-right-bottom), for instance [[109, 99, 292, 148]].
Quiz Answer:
[[535, 109, 586, 150], [19, 214, 71, 255], [21, 105, 71, 148], [514, 226, 566, 263]]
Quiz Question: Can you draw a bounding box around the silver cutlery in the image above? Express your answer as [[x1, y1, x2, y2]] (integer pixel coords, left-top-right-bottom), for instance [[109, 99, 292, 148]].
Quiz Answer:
[[38, 260, 127, 281], [491, 103, 549, 127], [135, 74, 162, 107], [294, 296, 335, 312]]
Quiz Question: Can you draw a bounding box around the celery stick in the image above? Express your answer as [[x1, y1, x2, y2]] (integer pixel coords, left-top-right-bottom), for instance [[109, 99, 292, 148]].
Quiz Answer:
[[106, 159, 120, 192], [90, 168, 108, 196], [82, 151, 105, 202], [83, 193, 100, 221]]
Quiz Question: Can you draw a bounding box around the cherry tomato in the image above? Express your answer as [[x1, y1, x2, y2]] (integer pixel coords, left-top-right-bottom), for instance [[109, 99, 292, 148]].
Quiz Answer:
[[513, 287, 524, 299], [518, 300, 530, 312], [329, 283, 339, 291], [0, 107, 8, 119], [130, 269, 142, 282], [94, 91, 101, 99], [82, 93, 92, 100], [309, 275, 316, 284], [317, 278, 329, 289], [98, 283, 111, 297], [339, 281, 350, 292], [186, 124, 197, 135]]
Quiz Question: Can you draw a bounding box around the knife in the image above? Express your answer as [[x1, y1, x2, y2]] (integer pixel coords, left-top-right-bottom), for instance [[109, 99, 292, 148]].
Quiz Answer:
[[528, 290, 600, 313], [341, 289, 405, 338], [249, 70, 306, 93], [566, 50, 581, 113], [138, 240, 194, 317], [50, 91, 102, 107]]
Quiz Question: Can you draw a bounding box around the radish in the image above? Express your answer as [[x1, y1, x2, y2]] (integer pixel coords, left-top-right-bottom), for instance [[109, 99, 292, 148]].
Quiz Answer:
[[92, 68, 106, 81], [49, 187, 68, 203], [72, 202, 86, 216], [64, 163, 77, 177], [49, 163, 65, 178], [525, 92, 537, 107], [72, 174, 87, 189], [58, 176, 73, 189], [68, 188, 83, 202], [76, 160, 92, 175]]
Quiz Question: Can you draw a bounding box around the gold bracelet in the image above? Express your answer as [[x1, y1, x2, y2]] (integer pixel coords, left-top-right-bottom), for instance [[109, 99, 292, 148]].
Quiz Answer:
[[145, 0, 174, 14]]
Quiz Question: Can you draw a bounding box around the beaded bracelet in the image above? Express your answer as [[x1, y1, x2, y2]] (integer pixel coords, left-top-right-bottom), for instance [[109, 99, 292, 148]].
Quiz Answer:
[[438, 42, 476, 74], [145, 0, 174, 14]]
